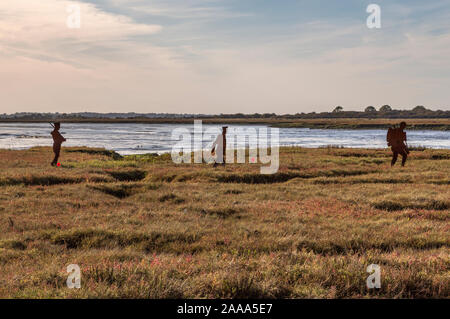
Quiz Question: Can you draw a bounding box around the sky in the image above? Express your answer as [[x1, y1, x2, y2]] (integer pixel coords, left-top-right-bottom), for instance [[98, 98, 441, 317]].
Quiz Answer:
[[1, 0, 450, 114]]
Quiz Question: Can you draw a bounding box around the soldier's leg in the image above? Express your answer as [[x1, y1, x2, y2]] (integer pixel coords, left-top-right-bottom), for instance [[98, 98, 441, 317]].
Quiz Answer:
[[52, 145, 61, 166], [215, 145, 223, 166], [222, 145, 226, 166], [400, 150, 408, 166], [51, 148, 57, 166], [391, 150, 398, 166]]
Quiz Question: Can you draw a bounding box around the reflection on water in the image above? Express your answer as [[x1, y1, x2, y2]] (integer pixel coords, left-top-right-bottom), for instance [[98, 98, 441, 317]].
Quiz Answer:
[[0, 122, 449, 155]]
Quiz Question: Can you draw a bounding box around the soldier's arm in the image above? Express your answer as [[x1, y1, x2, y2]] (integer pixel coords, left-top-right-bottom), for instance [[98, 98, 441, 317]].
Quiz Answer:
[[58, 132, 66, 142], [213, 135, 221, 148], [211, 136, 219, 153]]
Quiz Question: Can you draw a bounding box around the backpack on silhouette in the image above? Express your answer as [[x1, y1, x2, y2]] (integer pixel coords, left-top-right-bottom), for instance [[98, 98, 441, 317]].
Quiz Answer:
[[386, 127, 396, 146]]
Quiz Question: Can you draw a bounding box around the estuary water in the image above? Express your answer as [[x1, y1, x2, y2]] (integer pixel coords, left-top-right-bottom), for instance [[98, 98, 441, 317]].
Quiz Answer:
[[0, 122, 449, 155]]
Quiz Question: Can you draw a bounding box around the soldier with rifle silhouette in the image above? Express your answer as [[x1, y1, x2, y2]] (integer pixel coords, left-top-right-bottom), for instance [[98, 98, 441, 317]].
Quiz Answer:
[[50, 122, 66, 166]]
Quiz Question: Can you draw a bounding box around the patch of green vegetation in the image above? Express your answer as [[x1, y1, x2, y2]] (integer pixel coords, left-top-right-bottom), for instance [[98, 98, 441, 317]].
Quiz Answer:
[[66, 148, 123, 160], [71, 159, 138, 169], [124, 153, 172, 164], [274, 123, 450, 130]]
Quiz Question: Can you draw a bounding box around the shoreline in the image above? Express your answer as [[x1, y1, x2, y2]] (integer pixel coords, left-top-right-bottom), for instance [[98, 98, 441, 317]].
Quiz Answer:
[[0, 118, 449, 130], [2, 144, 450, 158]]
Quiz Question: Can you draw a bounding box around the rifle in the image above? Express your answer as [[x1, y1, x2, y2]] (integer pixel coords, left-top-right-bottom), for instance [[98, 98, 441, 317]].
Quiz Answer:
[[49, 123, 55, 129]]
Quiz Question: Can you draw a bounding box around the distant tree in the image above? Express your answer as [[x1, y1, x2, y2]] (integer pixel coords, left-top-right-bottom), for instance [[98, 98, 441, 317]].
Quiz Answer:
[[365, 106, 376, 113], [379, 105, 392, 112], [412, 105, 427, 112], [333, 106, 343, 113]]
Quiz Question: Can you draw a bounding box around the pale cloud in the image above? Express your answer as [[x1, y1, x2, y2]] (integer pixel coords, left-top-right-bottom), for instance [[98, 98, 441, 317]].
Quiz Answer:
[[108, 0, 249, 20], [0, 0, 162, 67]]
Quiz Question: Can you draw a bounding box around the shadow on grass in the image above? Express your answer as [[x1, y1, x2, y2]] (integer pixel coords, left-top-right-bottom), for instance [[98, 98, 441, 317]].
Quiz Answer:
[[45, 229, 202, 253], [0, 175, 85, 186], [215, 275, 290, 298], [217, 169, 376, 184], [224, 189, 243, 194], [200, 208, 241, 219], [106, 169, 147, 182], [372, 199, 449, 211], [312, 177, 413, 184], [0, 240, 27, 250], [158, 193, 185, 204], [296, 238, 448, 255], [89, 183, 144, 199]]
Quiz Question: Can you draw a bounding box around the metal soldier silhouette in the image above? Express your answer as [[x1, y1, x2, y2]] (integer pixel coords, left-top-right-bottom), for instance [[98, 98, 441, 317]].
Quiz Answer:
[[387, 121, 409, 167], [212, 126, 228, 167], [50, 122, 66, 166]]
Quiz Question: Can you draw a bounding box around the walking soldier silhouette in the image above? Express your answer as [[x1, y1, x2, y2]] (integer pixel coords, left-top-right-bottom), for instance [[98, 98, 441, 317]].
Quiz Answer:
[[387, 122, 409, 167]]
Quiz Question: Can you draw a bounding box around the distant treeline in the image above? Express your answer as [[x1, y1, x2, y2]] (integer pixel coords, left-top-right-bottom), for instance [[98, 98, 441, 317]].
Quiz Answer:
[[206, 107, 450, 119], [1, 105, 449, 120]]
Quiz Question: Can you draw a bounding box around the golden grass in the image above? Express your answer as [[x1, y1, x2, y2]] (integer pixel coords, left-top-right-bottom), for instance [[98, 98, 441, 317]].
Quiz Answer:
[[0, 146, 448, 298]]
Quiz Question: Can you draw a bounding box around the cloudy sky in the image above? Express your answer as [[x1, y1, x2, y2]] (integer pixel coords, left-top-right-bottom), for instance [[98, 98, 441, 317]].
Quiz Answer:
[[1, 0, 449, 114]]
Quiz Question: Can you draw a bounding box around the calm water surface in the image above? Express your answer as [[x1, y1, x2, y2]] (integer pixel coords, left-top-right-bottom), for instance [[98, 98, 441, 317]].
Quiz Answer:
[[0, 123, 449, 155]]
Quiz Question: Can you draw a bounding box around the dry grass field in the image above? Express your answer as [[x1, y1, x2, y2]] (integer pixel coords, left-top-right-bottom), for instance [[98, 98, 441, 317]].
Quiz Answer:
[[0, 146, 448, 298]]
